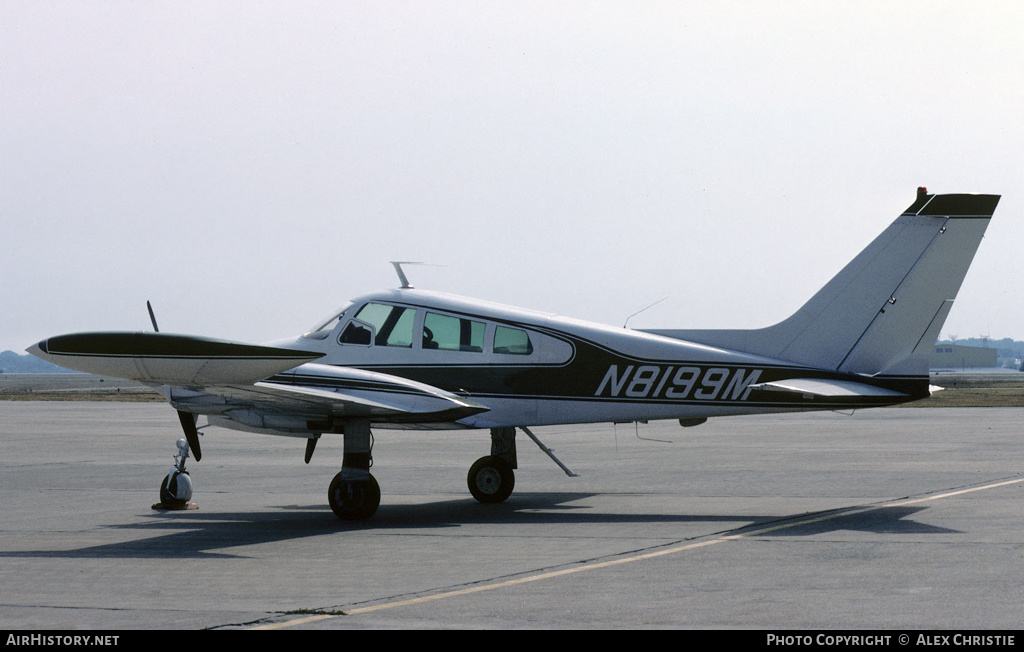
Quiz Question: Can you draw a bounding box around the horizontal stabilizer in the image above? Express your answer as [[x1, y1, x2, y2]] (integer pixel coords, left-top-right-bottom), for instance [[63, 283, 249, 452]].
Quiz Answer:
[[749, 378, 909, 398], [28, 332, 324, 386]]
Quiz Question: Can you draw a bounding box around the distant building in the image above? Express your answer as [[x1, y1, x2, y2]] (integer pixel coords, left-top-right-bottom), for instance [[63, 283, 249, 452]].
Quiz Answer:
[[930, 344, 997, 369]]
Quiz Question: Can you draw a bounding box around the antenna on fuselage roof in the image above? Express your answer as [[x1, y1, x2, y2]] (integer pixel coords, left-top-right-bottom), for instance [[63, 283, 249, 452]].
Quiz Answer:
[[146, 301, 160, 332], [623, 296, 668, 329], [390, 261, 420, 289], [390, 261, 444, 289]]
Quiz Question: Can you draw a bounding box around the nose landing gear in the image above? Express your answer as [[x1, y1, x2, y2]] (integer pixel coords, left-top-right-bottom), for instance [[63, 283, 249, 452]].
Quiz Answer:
[[153, 438, 198, 511]]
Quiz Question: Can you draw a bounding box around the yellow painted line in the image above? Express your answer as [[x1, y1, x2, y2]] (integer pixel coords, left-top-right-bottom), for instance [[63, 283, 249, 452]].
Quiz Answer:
[[251, 536, 739, 629], [885, 477, 1024, 506], [252, 614, 335, 630], [254, 476, 1024, 630], [346, 536, 735, 615]]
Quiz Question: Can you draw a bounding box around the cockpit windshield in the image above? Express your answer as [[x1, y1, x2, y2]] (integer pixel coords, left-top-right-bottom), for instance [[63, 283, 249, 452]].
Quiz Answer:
[[301, 303, 353, 339]]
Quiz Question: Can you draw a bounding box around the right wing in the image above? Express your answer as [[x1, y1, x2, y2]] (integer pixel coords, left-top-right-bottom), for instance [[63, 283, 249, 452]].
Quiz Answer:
[[189, 364, 490, 425]]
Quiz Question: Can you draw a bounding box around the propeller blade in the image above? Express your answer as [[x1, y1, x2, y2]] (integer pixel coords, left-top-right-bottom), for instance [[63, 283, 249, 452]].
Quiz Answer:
[[147, 301, 160, 333], [177, 410, 201, 462], [304, 435, 319, 464]]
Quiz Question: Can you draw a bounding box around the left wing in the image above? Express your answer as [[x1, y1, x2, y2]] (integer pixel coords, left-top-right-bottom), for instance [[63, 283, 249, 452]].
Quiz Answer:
[[29, 332, 489, 427], [28, 332, 325, 385]]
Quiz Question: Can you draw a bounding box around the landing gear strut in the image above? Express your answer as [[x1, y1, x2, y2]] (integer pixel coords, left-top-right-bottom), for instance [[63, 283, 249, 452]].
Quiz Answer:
[[328, 420, 381, 520]]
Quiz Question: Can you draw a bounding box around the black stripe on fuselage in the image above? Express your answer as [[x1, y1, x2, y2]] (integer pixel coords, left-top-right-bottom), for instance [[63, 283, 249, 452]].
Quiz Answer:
[[330, 339, 927, 409], [311, 304, 928, 410]]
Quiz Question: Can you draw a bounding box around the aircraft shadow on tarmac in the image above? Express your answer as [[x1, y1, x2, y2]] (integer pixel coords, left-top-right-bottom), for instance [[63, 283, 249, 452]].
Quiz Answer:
[[746, 505, 957, 537], [0, 494, 957, 560]]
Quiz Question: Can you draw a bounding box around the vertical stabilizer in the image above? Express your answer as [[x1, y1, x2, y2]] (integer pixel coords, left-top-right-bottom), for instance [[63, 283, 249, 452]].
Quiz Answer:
[[645, 188, 999, 375]]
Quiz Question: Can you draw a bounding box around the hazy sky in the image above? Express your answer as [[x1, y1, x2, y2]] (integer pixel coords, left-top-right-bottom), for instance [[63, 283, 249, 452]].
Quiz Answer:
[[3, 2, 1022, 354]]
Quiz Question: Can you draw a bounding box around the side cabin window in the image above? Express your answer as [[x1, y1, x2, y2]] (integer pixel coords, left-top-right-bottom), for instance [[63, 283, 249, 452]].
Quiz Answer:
[[423, 312, 485, 352], [334, 302, 547, 359], [494, 325, 533, 355], [339, 303, 414, 347]]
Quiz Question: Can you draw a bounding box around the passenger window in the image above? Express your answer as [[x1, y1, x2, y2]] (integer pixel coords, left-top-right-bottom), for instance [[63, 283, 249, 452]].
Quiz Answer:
[[494, 326, 533, 355], [423, 312, 485, 352]]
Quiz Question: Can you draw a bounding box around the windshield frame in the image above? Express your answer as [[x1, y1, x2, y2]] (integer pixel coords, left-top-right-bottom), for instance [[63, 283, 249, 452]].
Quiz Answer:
[[300, 302, 353, 340]]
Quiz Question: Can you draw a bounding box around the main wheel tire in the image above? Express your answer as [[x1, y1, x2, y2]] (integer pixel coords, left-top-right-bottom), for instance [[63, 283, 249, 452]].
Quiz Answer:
[[328, 473, 381, 520], [467, 455, 515, 503]]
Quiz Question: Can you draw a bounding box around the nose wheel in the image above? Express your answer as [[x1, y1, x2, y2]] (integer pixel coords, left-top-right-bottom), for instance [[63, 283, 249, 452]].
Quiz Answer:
[[153, 437, 198, 511], [159, 469, 192, 505]]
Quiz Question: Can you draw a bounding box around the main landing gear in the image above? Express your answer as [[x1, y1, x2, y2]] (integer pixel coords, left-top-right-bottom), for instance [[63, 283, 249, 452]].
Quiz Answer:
[[321, 423, 577, 520], [466, 426, 578, 506], [321, 423, 579, 520], [326, 420, 381, 520], [328, 473, 381, 520], [467, 427, 518, 503], [468, 455, 516, 503]]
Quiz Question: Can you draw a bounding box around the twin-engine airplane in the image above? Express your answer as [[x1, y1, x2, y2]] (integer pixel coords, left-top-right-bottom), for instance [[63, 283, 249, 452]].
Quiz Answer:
[[30, 188, 999, 520]]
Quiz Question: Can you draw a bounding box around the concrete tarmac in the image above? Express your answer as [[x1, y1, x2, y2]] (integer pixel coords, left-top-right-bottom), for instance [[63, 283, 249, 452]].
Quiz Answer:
[[1, 402, 1022, 630]]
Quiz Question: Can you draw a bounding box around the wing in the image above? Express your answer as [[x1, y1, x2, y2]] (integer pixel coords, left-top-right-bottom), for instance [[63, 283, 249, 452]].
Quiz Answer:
[[188, 364, 490, 426], [29, 332, 489, 429], [28, 332, 324, 385]]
